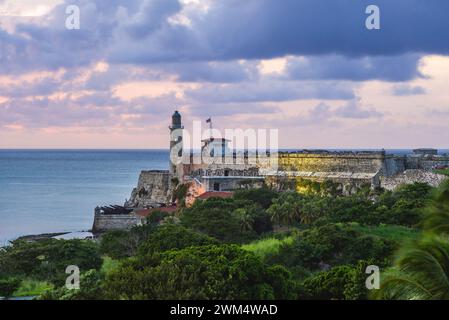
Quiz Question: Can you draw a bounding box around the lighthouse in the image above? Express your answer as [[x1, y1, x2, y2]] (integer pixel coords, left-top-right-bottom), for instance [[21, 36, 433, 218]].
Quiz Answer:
[[169, 110, 184, 176]]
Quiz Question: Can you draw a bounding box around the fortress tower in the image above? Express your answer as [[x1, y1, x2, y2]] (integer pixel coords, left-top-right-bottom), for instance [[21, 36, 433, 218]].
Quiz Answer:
[[169, 110, 184, 176]]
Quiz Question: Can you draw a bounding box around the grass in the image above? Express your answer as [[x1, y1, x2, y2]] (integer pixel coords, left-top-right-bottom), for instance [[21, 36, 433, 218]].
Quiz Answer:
[[434, 169, 449, 176], [13, 279, 53, 297], [101, 256, 120, 274], [348, 223, 421, 243], [242, 236, 294, 258]]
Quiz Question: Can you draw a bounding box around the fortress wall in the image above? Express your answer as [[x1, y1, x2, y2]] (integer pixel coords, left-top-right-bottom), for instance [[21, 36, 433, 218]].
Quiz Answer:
[[127, 170, 173, 207], [381, 170, 448, 191], [384, 156, 406, 176], [278, 152, 385, 173], [405, 157, 449, 170], [92, 214, 141, 233], [265, 174, 375, 195]]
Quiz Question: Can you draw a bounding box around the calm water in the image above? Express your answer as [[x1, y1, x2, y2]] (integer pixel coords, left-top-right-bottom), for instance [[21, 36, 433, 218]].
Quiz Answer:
[[0, 150, 168, 244]]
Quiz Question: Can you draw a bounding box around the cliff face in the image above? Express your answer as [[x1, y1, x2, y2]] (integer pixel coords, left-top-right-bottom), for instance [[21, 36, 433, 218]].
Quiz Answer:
[[126, 170, 174, 208]]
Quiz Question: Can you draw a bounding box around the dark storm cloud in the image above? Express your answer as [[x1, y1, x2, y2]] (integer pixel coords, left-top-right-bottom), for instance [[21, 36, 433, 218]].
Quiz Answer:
[[2, 0, 448, 74], [285, 55, 424, 82], [110, 0, 449, 64]]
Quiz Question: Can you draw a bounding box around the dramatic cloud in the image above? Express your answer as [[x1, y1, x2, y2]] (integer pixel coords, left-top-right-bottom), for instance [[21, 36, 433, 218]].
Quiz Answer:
[[110, 0, 449, 64], [3, 0, 449, 73], [1, 0, 449, 148], [285, 55, 424, 82]]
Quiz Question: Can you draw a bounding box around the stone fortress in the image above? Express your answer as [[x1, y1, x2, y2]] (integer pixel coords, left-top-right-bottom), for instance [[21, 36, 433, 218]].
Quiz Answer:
[[92, 111, 449, 232]]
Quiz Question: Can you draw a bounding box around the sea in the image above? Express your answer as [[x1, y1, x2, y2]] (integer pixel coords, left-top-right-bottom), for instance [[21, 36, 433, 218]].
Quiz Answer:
[[0, 150, 168, 245], [1, 148, 448, 245]]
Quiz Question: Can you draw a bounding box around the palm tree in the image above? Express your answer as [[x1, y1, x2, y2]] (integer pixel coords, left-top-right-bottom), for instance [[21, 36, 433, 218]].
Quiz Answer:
[[374, 180, 449, 300], [374, 233, 449, 300], [422, 180, 449, 234], [268, 203, 285, 227], [235, 208, 254, 232]]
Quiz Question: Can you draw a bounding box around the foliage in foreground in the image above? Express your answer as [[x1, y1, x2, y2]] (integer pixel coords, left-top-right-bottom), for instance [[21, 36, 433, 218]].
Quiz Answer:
[[0, 278, 21, 298], [373, 180, 449, 300], [2, 179, 445, 300], [0, 239, 102, 286], [105, 245, 296, 300]]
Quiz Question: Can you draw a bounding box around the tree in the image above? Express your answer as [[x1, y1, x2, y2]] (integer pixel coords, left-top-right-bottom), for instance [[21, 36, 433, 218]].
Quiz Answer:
[[137, 224, 218, 255], [0, 239, 102, 286], [422, 180, 449, 234], [300, 260, 373, 300], [172, 183, 190, 207], [235, 208, 255, 232], [233, 188, 279, 209], [104, 245, 295, 300], [269, 224, 394, 271], [39, 270, 105, 300], [180, 198, 257, 242], [267, 192, 303, 227], [374, 181, 449, 300], [0, 278, 21, 299], [374, 233, 449, 300], [100, 224, 156, 259]]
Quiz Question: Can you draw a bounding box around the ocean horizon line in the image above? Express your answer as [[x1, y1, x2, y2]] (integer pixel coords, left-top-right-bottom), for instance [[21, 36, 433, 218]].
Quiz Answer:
[[1, 147, 449, 151]]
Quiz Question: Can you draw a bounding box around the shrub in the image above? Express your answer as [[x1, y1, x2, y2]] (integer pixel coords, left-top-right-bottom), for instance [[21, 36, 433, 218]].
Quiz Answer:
[[0, 278, 21, 298], [104, 245, 295, 300], [0, 239, 102, 286], [138, 224, 218, 255]]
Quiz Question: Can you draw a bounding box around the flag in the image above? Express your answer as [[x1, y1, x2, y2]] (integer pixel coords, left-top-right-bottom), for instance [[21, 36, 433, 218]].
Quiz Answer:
[[206, 118, 211, 123]]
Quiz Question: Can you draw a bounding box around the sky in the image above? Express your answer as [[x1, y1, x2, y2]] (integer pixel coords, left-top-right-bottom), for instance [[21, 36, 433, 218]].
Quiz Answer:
[[0, 0, 449, 149]]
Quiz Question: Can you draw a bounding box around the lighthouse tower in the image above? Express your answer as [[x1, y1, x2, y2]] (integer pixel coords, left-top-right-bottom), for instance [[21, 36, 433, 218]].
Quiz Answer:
[[169, 111, 184, 176]]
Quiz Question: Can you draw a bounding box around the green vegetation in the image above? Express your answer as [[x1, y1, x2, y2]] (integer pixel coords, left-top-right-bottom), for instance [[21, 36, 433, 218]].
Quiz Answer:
[[242, 236, 294, 258], [0, 278, 21, 298], [180, 197, 272, 242], [104, 245, 295, 300], [100, 256, 120, 274], [13, 279, 53, 297], [348, 223, 421, 243], [435, 169, 449, 176], [137, 224, 219, 255], [3, 181, 449, 300], [374, 180, 449, 299], [0, 239, 102, 286]]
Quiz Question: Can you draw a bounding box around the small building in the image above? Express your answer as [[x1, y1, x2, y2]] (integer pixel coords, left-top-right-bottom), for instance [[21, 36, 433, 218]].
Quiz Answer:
[[413, 148, 438, 156]]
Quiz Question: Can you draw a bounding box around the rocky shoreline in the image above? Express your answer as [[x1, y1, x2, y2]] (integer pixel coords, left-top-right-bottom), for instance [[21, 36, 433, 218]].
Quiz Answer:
[[4, 231, 94, 245]]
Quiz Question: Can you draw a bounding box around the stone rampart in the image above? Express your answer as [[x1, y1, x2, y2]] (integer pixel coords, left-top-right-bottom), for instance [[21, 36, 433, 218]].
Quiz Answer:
[[92, 213, 141, 233], [278, 151, 386, 174], [380, 170, 448, 191]]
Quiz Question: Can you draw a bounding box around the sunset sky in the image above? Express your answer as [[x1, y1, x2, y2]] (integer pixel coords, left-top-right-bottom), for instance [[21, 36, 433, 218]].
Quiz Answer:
[[1, 0, 449, 149]]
